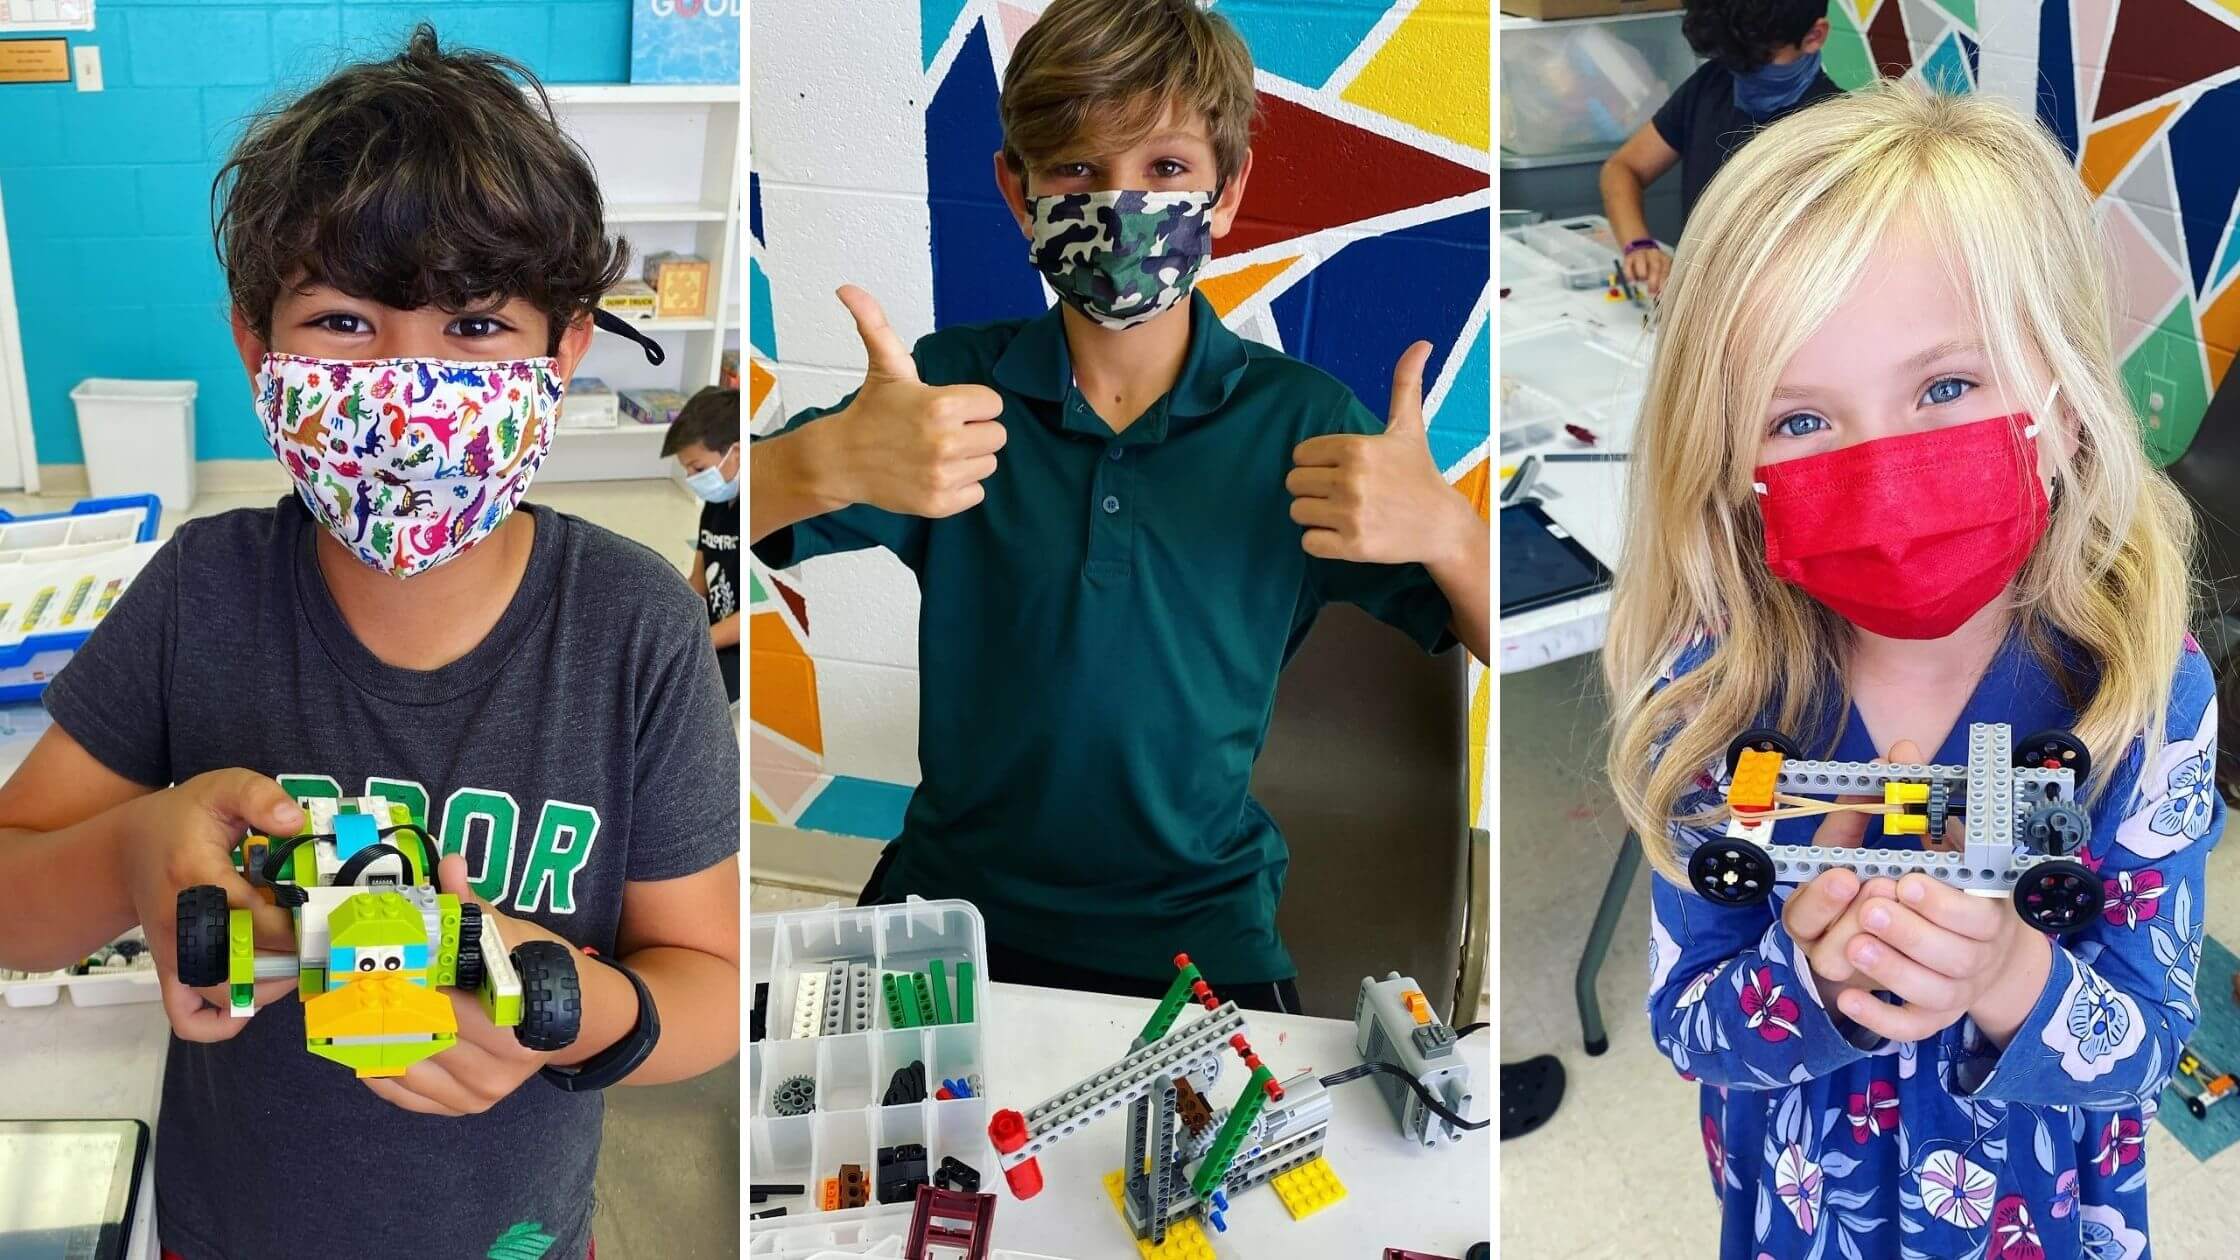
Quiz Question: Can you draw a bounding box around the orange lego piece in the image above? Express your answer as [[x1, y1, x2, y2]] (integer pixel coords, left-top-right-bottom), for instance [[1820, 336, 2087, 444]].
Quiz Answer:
[[1403, 991, 1431, 1024], [1730, 747, 1783, 813], [820, 1177, 839, 1211]]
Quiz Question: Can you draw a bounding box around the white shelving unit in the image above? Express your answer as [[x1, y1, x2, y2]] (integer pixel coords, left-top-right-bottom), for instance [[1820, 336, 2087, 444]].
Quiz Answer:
[[539, 83, 742, 483]]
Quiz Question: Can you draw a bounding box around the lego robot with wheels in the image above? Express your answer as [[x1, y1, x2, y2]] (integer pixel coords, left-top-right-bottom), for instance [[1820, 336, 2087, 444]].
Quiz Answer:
[[1689, 723, 2106, 935], [2175, 1047, 2237, 1119], [174, 793, 582, 1078]]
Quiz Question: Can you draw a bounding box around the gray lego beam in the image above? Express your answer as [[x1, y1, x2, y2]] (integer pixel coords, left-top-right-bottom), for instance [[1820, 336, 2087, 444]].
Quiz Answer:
[[999, 1003, 1246, 1167]]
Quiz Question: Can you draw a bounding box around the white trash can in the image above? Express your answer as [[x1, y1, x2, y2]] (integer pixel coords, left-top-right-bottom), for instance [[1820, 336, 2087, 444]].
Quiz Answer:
[[70, 379, 198, 512]]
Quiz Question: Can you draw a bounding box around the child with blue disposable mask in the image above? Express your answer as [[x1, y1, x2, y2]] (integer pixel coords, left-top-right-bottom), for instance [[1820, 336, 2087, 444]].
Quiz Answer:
[[664, 387, 742, 702], [1600, 0, 1844, 296]]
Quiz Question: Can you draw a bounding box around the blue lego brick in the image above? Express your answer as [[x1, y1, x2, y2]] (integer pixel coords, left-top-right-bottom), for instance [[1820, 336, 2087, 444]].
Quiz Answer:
[[334, 813, 379, 860]]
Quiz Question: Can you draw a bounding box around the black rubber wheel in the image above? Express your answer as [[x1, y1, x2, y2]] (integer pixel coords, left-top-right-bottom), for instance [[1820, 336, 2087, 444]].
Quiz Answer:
[[2014, 859, 2103, 933], [2188, 1095, 2209, 1119], [2020, 802, 2093, 856], [511, 940, 583, 1052], [1689, 839, 1777, 906], [1500, 1055, 1566, 1141], [1725, 727, 1798, 775], [453, 901, 486, 993], [2015, 729, 2091, 784], [175, 885, 232, 989]]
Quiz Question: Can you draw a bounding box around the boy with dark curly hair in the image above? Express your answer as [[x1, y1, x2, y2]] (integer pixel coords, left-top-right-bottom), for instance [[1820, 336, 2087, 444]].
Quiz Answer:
[[1600, 0, 1842, 294], [0, 27, 739, 1260]]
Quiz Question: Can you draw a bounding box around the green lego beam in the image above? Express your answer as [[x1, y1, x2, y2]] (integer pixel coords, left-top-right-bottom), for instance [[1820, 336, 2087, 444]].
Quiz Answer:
[[912, 971, 938, 1026], [1139, 961, 1204, 1045], [929, 958, 954, 1024], [884, 972, 918, 1028], [955, 961, 975, 1023], [1190, 1065, 1274, 1198]]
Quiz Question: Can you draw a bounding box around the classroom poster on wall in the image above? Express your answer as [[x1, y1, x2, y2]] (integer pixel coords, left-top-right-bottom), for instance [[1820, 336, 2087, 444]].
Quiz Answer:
[[0, 0, 92, 34], [629, 0, 738, 85]]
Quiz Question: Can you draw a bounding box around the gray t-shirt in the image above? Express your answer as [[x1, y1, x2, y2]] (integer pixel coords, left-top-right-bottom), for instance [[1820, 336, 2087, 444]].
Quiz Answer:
[[43, 498, 738, 1260]]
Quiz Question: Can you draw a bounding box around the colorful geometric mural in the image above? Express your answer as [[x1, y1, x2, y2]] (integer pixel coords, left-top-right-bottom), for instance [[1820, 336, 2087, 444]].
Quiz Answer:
[[2020, 0, 2240, 464], [1825, 0, 2240, 466], [748, 0, 1493, 838]]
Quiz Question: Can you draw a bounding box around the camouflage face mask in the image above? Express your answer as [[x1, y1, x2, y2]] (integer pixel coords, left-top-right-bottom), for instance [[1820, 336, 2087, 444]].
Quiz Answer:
[[1026, 189, 1216, 330]]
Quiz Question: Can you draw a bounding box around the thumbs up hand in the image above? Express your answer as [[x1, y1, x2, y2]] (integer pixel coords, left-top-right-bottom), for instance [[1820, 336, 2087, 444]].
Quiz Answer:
[[825, 285, 1007, 518], [1286, 341, 1466, 565]]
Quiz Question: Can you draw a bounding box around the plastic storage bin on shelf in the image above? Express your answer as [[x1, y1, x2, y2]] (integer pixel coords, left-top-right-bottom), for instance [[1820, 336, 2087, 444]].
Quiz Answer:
[[1505, 218, 1625, 290], [0, 496, 163, 703], [1499, 11, 1698, 165], [749, 899, 991, 1243], [70, 380, 198, 512]]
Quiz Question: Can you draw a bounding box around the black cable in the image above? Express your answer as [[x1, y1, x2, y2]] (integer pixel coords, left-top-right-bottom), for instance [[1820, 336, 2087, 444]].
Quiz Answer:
[[257, 824, 438, 885], [1454, 1021, 1488, 1038], [1320, 1060, 1490, 1132]]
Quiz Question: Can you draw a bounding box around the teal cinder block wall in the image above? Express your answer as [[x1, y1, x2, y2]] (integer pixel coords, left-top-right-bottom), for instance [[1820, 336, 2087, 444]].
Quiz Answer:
[[0, 1, 635, 468]]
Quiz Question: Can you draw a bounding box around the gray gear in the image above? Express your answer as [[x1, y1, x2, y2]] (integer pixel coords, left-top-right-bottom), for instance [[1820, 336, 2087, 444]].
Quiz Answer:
[[1927, 780, 1950, 843], [772, 1073, 816, 1117]]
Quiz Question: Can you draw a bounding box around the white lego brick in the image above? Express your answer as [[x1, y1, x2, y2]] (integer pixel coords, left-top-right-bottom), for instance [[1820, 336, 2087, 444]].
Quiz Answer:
[[480, 915, 521, 1003], [792, 969, 829, 1039]]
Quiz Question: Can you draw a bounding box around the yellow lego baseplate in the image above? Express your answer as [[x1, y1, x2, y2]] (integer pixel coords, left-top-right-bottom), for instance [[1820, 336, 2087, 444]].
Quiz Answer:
[[1102, 1168, 1216, 1260], [1269, 1155, 1347, 1221]]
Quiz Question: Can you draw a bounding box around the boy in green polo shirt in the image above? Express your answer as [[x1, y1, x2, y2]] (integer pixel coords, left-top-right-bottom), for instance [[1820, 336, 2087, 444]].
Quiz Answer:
[[751, 0, 1488, 1011]]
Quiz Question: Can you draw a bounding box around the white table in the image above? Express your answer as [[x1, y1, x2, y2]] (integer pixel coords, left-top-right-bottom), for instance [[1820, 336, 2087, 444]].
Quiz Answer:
[[0, 997, 167, 1258], [979, 981, 1491, 1258], [1496, 242, 1654, 675]]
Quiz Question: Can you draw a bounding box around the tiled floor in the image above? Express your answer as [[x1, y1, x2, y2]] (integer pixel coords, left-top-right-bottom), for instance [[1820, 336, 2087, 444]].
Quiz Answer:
[[8, 476, 731, 1260], [1498, 654, 2240, 1259]]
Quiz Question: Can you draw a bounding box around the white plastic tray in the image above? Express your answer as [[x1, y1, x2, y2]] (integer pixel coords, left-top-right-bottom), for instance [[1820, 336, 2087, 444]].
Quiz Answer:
[[0, 969, 64, 1007], [749, 899, 992, 1234]]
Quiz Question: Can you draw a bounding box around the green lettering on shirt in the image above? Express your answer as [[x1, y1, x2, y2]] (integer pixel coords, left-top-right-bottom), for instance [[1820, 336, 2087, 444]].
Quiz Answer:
[[366, 777, 430, 829], [275, 775, 341, 805], [516, 802, 600, 915], [441, 789, 522, 904]]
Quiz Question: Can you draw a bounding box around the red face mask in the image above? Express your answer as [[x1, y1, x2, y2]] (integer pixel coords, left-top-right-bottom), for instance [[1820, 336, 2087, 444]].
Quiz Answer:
[[1754, 412, 2049, 640]]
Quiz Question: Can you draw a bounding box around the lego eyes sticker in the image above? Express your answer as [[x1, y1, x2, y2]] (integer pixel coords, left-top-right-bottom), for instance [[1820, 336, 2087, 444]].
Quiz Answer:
[[256, 354, 566, 578], [1025, 189, 1216, 331]]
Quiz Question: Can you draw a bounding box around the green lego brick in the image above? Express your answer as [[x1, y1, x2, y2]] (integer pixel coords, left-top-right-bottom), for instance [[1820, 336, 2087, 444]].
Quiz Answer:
[[230, 982, 254, 1010], [434, 893, 462, 987], [929, 959, 953, 1024], [1140, 962, 1203, 1045], [955, 961, 975, 1023], [485, 988, 522, 1028], [883, 972, 917, 1028], [300, 966, 325, 1001], [1191, 1065, 1275, 1198], [227, 908, 255, 987], [912, 971, 937, 1026]]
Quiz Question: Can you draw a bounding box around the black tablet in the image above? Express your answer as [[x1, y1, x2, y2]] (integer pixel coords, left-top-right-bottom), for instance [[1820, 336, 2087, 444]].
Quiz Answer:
[[0, 1119, 148, 1260], [1501, 500, 1614, 617]]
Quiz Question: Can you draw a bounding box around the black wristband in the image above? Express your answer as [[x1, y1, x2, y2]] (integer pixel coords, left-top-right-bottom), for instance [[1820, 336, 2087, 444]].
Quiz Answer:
[[539, 950, 659, 1092]]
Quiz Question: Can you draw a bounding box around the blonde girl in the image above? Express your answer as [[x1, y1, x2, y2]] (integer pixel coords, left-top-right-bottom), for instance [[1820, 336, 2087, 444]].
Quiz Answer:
[[1605, 80, 2220, 1260]]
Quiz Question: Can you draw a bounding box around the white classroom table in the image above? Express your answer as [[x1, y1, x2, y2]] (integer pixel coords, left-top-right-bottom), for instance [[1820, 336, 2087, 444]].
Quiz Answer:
[[974, 980, 1491, 1258], [0, 998, 165, 1260], [1496, 244, 1656, 675]]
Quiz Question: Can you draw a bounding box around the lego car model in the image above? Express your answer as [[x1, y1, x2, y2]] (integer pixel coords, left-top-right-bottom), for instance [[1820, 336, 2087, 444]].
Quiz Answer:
[[1688, 723, 2105, 934], [174, 794, 581, 1078]]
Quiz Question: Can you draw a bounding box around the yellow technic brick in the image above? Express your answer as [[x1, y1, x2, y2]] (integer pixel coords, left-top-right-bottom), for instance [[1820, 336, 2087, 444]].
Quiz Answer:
[[1270, 1155, 1348, 1221], [1884, 782, 1929, 805], [1102, 1169, 1216, 1260], [1884, 813, 1928, 835], [1730, 748, 1783, 811]]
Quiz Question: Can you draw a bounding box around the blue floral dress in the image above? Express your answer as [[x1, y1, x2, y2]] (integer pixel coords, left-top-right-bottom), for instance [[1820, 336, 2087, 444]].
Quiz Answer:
[[1646, 632, 2222, 1260]]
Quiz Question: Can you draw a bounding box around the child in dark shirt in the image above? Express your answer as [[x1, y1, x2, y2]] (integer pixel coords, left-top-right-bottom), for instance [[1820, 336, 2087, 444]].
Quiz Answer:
[[1600, 0, 1843, 295]]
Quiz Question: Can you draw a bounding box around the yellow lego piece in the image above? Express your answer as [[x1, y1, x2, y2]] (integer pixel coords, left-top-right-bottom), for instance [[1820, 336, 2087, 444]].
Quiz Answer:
[[303, 974, 456, 1041], [1884, 782, 1928, 805], [1884, 813, 1928, 836], [1269, 1156, 1348, 1221], [1730, 748, 1783, 812], [1102, 1169, 1215, 1260]]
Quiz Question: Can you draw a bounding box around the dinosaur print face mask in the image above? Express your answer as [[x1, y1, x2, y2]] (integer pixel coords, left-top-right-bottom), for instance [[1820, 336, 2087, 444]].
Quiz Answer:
[[256, 354, 564, 578]]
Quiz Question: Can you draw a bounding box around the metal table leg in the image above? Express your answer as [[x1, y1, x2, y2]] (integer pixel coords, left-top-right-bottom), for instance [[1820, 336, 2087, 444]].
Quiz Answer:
[[1574, 831, 1641, 1056]]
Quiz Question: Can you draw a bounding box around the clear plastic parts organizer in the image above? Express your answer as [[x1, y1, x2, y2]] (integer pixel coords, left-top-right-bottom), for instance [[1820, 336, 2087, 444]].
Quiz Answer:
[[749, 898, 992, 1245]]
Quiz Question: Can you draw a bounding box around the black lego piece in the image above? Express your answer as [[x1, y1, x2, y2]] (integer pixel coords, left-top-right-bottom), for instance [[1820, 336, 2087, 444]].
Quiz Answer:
[[876, 1141, 931, 1205], [934, 1154, 981, 1194], [751, 982, 769, 1042], [883, 1059, 928, 1106]]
